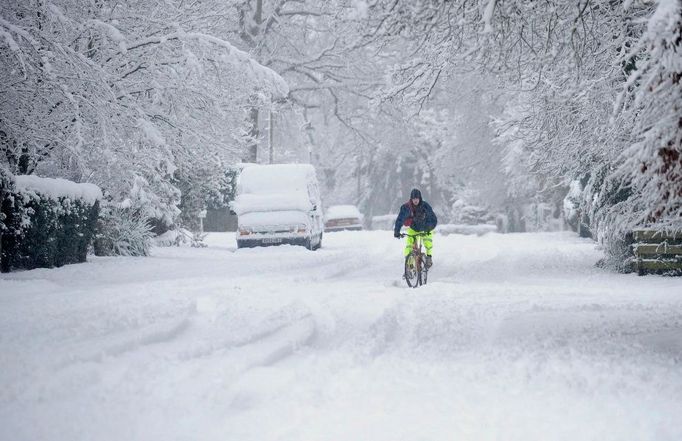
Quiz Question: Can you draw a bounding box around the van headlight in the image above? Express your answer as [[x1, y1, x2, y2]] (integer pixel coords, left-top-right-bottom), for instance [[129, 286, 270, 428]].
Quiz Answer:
[[239, 227, 252, 236]]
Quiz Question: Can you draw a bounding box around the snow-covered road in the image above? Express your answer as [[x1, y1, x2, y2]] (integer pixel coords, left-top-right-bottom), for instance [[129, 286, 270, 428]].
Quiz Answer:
[[1, 231, 681, 441]]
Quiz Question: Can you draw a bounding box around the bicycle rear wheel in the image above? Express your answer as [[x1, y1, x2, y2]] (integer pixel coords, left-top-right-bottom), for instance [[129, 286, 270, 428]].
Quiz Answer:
[[404, 254, 419, 288]]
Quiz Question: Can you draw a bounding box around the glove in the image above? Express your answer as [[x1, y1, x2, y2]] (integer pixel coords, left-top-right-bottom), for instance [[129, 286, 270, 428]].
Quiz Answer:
[[394, 231, 401, 239]]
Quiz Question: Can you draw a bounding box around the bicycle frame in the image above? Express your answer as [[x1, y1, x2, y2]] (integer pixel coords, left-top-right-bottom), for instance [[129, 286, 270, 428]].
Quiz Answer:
[[400, 232, 429, 287], [411, 235, 424, 268]]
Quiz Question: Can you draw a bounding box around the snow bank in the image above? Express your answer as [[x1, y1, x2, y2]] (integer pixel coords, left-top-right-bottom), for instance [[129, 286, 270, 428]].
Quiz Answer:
[[436, 223, 497, 236], [325, 205, 363, 221], [155, 229, 182, 247], [13, 175, 102, 204]]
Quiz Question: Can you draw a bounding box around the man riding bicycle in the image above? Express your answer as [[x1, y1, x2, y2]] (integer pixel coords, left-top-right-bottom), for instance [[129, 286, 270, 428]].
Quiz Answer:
[[394, 188, 438, 268]]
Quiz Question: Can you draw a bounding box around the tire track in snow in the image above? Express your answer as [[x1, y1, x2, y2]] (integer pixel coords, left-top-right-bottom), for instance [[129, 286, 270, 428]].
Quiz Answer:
[[147, 306, 318, 412], [225, 314, 317, 369], [55, 317, 192, 368]]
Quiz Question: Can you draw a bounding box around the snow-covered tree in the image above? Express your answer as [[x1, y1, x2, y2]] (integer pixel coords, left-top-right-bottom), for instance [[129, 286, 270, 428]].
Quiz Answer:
[[1, 0, 287, 225], [234, 0, 382, 163], [613, 0, 682, 229], [361, 0, 680, 251]]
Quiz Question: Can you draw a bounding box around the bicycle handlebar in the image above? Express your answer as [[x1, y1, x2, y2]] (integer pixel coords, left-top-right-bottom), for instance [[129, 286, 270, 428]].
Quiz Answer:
[[399, 232, 431, 238]]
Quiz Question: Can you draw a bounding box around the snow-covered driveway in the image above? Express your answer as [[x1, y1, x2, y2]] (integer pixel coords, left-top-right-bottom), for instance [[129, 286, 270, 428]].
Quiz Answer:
[[1, 231, 681, 441]]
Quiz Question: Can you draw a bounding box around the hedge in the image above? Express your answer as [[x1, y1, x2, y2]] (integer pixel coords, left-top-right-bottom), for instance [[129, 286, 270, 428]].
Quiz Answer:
[[0, 173, 101, 273]]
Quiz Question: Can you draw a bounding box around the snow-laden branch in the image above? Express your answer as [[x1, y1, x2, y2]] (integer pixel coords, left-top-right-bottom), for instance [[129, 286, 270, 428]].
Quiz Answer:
[[0, 16, 39, 47], [0, 28, 20, 51], [123, 31, 289, 98], [268, 39, 339, 70], [482, 0, 497, 33]]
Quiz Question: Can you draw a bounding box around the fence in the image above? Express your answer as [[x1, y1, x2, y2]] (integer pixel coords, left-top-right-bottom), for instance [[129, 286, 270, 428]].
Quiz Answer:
[[631, 229, 682, 276]]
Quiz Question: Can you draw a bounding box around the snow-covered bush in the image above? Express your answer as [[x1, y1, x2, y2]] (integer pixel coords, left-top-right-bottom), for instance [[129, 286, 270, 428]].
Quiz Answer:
[[94, 206, 153, 257], [596, 232, 635, 274], [154, 228, 207, 248], [0, 175, 101, 272], [0, 166, 12, 235], [451, 199, 494, 225], [154, 229, 184, 247]]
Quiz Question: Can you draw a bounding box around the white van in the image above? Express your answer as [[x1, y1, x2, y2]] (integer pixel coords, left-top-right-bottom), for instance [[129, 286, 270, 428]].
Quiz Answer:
[[231, 164, 323, 250]]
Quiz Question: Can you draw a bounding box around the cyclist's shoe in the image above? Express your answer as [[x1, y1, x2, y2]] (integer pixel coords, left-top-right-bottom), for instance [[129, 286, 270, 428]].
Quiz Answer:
[[425, 255, 433, 269]]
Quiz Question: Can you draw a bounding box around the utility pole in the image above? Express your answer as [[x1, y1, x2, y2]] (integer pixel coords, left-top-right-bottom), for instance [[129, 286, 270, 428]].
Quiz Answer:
[[303, 109, 314, 163], [247, 106, 259, 163], [241, 0, 264, 163], [268, 109, 274, 164]]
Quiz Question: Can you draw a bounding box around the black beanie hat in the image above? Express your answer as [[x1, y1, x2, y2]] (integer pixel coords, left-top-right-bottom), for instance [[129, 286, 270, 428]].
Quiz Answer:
[[410, 188, 422, 200]]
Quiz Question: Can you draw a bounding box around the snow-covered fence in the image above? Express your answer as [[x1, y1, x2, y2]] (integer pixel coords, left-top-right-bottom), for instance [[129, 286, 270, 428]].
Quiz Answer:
[[631, 230, 682, 276], [0, 174, 101, 272]]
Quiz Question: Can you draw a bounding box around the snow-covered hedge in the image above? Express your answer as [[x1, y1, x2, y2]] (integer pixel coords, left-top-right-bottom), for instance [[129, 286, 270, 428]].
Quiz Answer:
[[0, 174, 101, 272]]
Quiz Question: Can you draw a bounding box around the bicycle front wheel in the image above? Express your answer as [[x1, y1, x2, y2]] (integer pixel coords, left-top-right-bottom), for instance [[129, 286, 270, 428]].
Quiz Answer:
[[404, 254, 419, 288]]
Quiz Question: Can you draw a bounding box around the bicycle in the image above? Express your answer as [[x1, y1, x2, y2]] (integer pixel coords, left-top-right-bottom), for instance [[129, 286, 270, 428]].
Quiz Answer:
[[400, 232, 431, 288]]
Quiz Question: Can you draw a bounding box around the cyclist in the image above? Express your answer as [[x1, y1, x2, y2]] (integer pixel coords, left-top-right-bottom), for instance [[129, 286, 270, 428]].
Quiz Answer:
[[394, 188, 438, 268]]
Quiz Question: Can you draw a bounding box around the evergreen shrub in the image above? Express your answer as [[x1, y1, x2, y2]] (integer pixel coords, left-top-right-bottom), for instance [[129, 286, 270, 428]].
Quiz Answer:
[[0, 174, 100, 272], [94, 206, 153, 257]]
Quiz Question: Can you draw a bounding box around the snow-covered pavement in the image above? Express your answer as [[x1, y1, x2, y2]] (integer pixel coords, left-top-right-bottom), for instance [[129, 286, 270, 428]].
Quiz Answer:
[[1, 231, 681, 441]]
